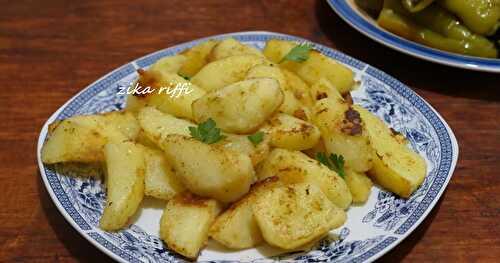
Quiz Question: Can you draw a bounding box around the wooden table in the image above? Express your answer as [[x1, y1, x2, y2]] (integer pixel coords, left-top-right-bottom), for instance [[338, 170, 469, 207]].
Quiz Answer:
[[1, 0, 499, 262]]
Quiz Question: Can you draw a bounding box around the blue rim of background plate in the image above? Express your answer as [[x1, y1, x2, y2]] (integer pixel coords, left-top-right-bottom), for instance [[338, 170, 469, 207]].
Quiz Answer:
[[37, 31, 458, 263], [327, 0, 500, 73]]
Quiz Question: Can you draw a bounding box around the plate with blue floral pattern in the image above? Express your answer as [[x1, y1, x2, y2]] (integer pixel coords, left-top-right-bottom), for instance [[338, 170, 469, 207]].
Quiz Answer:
[[37, 31, 458, 263]]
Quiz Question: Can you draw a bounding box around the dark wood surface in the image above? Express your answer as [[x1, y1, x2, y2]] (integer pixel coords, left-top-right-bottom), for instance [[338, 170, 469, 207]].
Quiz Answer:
[[1, 0, 499, 262]]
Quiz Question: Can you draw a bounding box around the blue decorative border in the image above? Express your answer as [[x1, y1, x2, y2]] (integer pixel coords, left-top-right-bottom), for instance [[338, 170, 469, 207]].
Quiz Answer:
[[327, 1, 500, 72], [351, 237, 398, 263], [39, 32, 457, 263], [88, 232, 142, 263]]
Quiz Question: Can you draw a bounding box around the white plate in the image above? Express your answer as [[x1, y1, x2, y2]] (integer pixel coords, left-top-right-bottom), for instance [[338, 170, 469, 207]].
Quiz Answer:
[[37, 31, 459, 262], [327, 0, 500, 72]]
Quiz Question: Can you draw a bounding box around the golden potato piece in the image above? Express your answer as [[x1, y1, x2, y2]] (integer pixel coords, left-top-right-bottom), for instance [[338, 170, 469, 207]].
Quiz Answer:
[[135, 69, 206, 120], [309, 77, 343, 102], [215, 134, 270, 167], [100, 141, 145, 231], [141, 147, 185, 200], [178, 40, 219, 77], [160, 134, 255, 203], [263, 39, 355, 94], [160, 193, 220, 259], [252, 183, 346, 250], [137, 106, 194, 146], [345, 169, 372, 204], [281, 68, 314, 109], [312, 92, 373, 172], [261, 113, 320, 151], [209, 192, 263, 249], [257, 148, 352, 209], [41, 112, 139, 164], [208, 38, 264, 61], [354, 106, 427, 198], [148, 55, 187, 74], [191, 55, 269, 91], [245, 64, 306, 117], [192, 78, 284, 134]]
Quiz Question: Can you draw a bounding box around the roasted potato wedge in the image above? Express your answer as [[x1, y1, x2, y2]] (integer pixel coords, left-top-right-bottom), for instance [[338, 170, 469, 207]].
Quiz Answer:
[[345, 169, 372, 204], [210, 191, 263, 249], [192, 78, 284, 134], [253, 183, 346, 250], [125, 89, 148, 113], [138, 107, 194, 146], [160, 193, 220, 259], [257, 148, 352, 209], [245, 64, 306, 117], [309, 77, 343, 102], [263, 39, 355, 94], [141, 146, 185, 200], [191, 55, 269, 91], [178, 40, 219, 77], [354, 106, 427, 198], [261, 113, 320, 151], [208, 38, 264, 61], [148, 55, 187, 74], [281, 68, 314, 109], [312, 92, 373, 172], [135, 69, 206, 120], [216, 134, 270, 166], [160, 134, 255, 203], [100, 141, 145, 231], [41, 112, 139, 164]]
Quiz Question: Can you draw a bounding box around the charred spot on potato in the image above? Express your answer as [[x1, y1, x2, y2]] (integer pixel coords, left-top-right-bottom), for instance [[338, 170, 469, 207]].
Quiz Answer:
[[316, 108, 328, 115], [316, 92, 328, 100], [177, 193, 213, 207], [343, 93, 353, 105], [293, 109, 307, 120], [135, 69, 159, 98], [340, 107, 362, 136]]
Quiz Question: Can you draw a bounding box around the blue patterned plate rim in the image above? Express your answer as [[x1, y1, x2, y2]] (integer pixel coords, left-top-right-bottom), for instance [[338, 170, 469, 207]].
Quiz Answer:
[[327, 0, 500, 73], [37, 31, 459, 263]]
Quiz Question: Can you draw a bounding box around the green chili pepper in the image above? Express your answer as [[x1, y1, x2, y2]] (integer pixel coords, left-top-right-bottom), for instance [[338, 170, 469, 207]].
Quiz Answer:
[[401, 0, 435, 12], [378, 0, 498, 58], [438, 0, 500, 36]]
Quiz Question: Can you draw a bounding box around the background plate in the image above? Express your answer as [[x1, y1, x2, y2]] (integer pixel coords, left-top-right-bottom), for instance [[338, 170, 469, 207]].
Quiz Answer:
[[327, 0, 500, 73], [37, 31, 458, 262]]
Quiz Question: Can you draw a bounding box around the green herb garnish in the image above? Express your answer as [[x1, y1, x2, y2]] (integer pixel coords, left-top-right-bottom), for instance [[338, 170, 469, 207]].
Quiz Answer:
[[247, 131, 264, 146], [279, 42, 313, 63], [178, 73, 191, 81], [316, 152, 345, 179], [189, 118, 226, 144]]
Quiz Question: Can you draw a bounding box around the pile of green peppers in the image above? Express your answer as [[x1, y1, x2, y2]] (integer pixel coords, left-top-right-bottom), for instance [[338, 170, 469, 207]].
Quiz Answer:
[[357, 0, 500, 58]]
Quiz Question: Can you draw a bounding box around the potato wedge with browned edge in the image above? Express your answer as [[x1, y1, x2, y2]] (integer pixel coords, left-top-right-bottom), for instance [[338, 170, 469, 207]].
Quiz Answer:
[[141, 146, 185, 200], [253, 182, 346, 250], [354, 105, 427, 198], [192, 78, 283, 134], [208, 38, 264, 61], [191, 55, 269, 91], [160, 134, 255, 203], [312, 88, 373, 172], [41, 112, 139, 164], [257, 148, 352, 209], [100, 141, 145, 231], [260, 113, 320, 151], [160, 193, 220, 259], [263, 39, 355, 94]]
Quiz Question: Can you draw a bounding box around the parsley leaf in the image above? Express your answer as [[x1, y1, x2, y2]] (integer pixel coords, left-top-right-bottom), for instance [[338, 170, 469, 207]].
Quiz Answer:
[[315, 152, 345, 179], [279, 42, 313, 63], [247, 131, 264, 146], [188, 118, 226, 144]]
